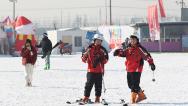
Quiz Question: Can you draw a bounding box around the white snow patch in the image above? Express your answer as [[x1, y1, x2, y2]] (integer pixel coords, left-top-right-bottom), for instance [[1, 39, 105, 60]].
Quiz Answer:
[[0, 53, 188, 106]]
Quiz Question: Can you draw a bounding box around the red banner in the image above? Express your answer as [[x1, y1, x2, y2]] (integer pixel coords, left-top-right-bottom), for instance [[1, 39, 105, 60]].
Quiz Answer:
[[158, 0, 166, 17], [147, 5, 160, 41]]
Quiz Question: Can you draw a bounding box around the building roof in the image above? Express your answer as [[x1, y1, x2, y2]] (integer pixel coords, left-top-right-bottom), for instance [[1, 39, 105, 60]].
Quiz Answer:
[[57, 28, 76, 31], [56, 27, 98, 31], [80, 27, 98, 31], [133, 21, 188, 27]]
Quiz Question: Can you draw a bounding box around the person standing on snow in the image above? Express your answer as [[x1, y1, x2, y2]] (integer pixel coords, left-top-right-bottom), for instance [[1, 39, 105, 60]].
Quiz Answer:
[[36, 33, 52, 70], [81, 34, 109, 104], [0, 25, 8, 54], [21, 39, 37, 87], [113, 35, 156, 104]]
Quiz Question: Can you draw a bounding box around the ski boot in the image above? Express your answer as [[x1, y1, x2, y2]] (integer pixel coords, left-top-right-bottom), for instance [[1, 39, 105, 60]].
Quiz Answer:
[[79, 96, 89, 105], [44, 64, 50, 70], [44, 64, 48, 70], [95, 96, 100, 103], [28, 82, 32, 87], [47, 64, 50, 70], [25, 81, 32, 87], [25, 82, 29, 87], [136, 90, 147, 103], [131, 92, 137, 104]]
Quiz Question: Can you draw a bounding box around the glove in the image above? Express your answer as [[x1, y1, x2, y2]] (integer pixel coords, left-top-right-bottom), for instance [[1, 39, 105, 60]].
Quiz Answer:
[[41, 53, 47, 58], [113, 50, 119, 56], [30, 51, 33, 56], [150, 63, 156, 71], [83, 48, 90, 57], [41, 55, 45, 59]]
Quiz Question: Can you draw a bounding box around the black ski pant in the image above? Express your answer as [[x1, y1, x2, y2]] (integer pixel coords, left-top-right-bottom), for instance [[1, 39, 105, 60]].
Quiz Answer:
[[84, 72, 103, 97], [127, 72, 142, 93]]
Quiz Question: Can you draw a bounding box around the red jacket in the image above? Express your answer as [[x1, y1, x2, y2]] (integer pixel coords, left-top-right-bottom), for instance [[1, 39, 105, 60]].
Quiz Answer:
[[21, 46, 37, 65], [116, 45, 154, 72], [82, 44, 108, 73]]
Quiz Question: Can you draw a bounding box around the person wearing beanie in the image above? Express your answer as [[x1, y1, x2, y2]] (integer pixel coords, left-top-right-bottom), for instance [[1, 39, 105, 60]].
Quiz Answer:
[[36, 33, 52, 70], [43, 33, 47, 36]]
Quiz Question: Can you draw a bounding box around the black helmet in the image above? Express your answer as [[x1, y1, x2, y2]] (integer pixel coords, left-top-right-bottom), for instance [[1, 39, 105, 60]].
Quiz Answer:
[[130, 35, 139, 42]]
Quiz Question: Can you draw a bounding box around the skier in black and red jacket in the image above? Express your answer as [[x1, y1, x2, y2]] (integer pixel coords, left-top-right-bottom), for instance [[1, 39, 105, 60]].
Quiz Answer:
[[81, 34, 109, 104], [114, 35, 156, 104]]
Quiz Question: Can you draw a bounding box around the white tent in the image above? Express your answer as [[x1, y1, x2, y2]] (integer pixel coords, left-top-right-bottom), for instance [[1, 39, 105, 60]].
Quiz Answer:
[[47, 28, 87, 54]]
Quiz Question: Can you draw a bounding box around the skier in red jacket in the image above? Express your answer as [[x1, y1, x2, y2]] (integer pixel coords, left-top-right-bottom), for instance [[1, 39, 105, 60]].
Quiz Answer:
[[81, 34, 109, 104], [114, 35, 156, 104], [21, 39, 37, 87]]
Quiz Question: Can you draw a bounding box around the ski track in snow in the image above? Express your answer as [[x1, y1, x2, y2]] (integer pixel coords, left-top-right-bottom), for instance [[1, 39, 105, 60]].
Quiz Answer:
[[0, 53, 188, 106]]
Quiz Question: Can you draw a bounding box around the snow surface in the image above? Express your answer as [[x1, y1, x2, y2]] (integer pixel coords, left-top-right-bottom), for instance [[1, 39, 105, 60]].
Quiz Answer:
[[0, 53, 188, 106]]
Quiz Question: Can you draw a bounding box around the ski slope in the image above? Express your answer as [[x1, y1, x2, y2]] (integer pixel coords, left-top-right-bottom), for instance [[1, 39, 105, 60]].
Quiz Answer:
[[0, 53, 188, 106]]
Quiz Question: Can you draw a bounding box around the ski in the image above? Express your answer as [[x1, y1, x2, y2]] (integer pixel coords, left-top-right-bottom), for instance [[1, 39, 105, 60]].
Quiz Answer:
[[52, 40, 62, 50], [41, 40, 62, 58], [120, 99, 129, 106], [101, 99, 128, 105], [102, 99, 129, 105], [66, 98, 82, 104], [66, 98, 94, 105], [101, 99, 108, 105], [66, 98, 129, 105], [78, 99, 94, 105], [123, 103, 129, 106]]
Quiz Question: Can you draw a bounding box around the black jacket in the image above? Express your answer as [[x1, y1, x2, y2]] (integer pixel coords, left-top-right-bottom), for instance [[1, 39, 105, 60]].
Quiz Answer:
[[36, 36, 52, 55]]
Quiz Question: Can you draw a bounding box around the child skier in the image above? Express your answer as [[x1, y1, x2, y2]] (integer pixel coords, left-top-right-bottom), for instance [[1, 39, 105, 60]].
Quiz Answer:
[[113, 35, 156, 104], [81, 34, 109, 104], [21, 39, 37, 87]]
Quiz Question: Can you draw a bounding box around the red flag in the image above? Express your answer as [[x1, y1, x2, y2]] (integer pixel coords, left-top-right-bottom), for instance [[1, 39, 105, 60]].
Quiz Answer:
[[158, 0, 166, 17], [147, 5, 160, 41]]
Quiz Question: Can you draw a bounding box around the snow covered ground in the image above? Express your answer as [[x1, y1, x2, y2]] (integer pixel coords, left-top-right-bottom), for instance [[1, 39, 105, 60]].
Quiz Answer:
[[0, 53, 188, 106]]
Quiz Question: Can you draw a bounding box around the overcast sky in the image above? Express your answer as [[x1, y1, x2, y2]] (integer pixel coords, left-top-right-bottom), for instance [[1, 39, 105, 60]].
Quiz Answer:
[[0, 0, 185, 25]]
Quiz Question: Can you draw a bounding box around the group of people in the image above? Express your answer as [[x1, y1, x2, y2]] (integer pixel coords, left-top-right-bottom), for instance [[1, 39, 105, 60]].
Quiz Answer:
[[20, 32, 156, 104], [81, 34, 155, 104], [21, 33, 52, 86]]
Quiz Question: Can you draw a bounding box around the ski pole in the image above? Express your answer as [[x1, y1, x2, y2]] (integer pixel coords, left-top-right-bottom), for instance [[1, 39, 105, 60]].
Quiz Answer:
[[152, 71, 156, 82], [102, 76, 107, 93], [101, 75, 108, 105]]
